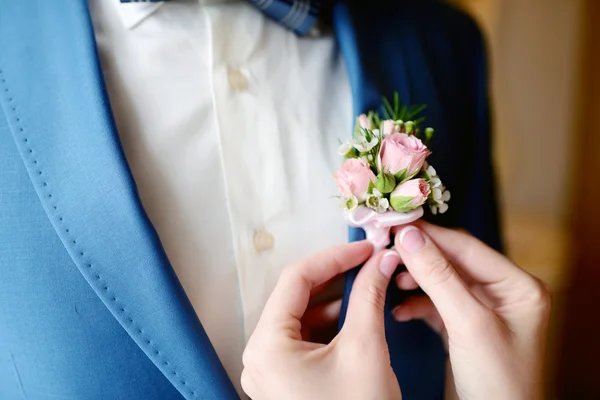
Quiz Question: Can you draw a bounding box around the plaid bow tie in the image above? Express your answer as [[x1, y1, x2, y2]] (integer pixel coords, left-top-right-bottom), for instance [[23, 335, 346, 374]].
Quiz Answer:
[[120, 0, 323, 36]]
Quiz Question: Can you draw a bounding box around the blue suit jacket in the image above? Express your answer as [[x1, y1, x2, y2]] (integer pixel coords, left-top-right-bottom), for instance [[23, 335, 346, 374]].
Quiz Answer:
[[0, 0, 501, 399]]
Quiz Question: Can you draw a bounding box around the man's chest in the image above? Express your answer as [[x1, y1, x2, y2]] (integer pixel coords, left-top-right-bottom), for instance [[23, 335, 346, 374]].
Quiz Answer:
[[90, 0, 351, 390]]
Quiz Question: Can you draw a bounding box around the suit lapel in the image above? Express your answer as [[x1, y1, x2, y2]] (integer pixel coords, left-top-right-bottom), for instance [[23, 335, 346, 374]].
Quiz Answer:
[[0, 1, 237, 398]]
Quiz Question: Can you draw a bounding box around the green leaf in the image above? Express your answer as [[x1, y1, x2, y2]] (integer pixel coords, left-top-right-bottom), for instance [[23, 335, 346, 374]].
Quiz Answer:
[[344, 149, 359, 159], [376, 92, 429, 135], [409, 104, 427, 118], [390, 195, 417, 212], [393, 167, 408, 183], [367, 179, 375, 194], [381, 96, 394, 120], [353, 120, 363, 140], [405, 169, 420, 181], [375, 172, 396, 194]]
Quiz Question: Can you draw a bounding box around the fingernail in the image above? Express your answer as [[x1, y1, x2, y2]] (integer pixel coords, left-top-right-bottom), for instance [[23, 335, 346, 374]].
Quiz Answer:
[[380, 251, 400, 278], [399, 226, 426, 253]]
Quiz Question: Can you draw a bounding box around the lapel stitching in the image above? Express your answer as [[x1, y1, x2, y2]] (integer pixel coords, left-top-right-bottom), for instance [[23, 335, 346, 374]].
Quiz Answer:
[[0, 59, 201, 400]]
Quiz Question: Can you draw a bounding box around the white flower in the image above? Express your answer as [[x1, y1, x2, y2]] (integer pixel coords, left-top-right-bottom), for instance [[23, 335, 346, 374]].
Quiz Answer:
[[378, 198, 390, 213], [438, 203, 449, 214], [365, 192, 389, 213], [442, 190, 451, 202], [365, 194, 379, 210], [353, 135, 378, 152], [426, 165, 437, 177], [338, 140, 354, 156], [430, 177, 442, 188], [432, 188, 443, 202], [341, 195, 358, 212]]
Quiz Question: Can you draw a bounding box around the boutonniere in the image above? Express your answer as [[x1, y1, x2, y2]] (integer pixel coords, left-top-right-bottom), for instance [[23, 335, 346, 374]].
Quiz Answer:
[[334, 93, 450, 251]]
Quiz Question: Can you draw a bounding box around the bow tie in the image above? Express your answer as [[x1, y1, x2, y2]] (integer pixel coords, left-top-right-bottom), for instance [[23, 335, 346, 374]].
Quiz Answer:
[[119, 0, 324, 36]]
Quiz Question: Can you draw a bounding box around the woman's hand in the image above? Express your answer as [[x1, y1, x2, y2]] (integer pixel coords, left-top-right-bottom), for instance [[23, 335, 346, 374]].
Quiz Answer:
[[241, 222, 551, 400], [241, 241, 403, 400], [392, 222, 551, 400]]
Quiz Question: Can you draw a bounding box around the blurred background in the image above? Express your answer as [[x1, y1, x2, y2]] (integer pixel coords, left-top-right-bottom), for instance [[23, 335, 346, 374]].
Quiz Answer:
[[452, 0, 599, 398]]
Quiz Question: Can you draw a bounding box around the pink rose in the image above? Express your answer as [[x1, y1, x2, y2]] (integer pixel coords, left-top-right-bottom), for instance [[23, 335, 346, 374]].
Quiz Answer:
[[379, 133, 431, 177], [357, 114, 371, 129], [334, 159, 376, 202], [382, 119, 395, 135], [390, 179, 431, 212]]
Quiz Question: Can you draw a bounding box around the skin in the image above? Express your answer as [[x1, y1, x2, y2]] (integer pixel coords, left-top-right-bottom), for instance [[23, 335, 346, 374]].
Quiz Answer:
[[241, 222, 551, 400]]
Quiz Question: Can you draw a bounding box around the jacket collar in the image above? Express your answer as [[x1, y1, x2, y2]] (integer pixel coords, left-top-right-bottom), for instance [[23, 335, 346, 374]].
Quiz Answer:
[[0, 1, 237, 398]]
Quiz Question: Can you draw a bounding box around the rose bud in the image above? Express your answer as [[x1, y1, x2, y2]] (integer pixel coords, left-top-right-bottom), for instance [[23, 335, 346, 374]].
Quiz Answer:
[[334, 158, 376, 202], [382, 119, 395, 136], [379, 133, 431, 180], [357, 114, 371, 129], [389, 178, 431, 212]]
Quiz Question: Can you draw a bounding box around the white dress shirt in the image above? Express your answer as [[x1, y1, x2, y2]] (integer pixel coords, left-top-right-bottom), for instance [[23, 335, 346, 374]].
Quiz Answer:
[[89, 0, 351, 395]]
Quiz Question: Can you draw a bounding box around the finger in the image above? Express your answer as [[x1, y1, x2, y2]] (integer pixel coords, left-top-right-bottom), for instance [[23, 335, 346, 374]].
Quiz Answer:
[[343, 250, 401, 338], [392, 296, 444, 334], [396, 221, 529, 286], [260, 241, 373, 332], [240, 369, 256, 399], [395, 226, 486, 323], [395, 271, 419, 291]]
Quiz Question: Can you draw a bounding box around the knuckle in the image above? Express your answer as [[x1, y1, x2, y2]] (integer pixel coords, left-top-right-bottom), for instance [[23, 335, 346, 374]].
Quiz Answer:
[[364, 282, 387, 310], [423, 257, 455, 287], [241, 345, 255, 368], [453, 227, 471, 236], [240, 369, 255, 398], [279, 265, 296, 282], [527, 277, 552, 312]]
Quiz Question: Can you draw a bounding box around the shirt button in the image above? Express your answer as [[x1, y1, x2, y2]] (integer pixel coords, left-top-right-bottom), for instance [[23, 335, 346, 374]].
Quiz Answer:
[[253, 230, 274, 252], [228, 67, 249, 91]]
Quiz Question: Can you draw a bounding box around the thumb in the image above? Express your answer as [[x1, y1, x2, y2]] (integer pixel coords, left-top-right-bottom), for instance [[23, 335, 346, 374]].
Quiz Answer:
[[395, 225, 487, 325], [342, 250, 400, 339]]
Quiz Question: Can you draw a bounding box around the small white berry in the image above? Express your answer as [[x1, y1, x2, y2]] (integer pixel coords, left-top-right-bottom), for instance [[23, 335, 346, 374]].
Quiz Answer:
[[442, 190, 451, 202], [427, 165, 437, 177], [438, 203, 449, 214]]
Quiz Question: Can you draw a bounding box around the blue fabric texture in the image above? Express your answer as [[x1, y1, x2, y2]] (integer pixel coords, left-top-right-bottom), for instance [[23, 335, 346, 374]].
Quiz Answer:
[[0, 0, 500, 399]]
